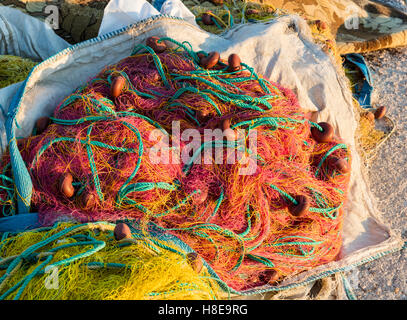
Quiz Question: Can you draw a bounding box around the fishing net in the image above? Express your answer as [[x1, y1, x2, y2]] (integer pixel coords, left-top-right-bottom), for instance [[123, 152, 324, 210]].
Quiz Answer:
[[343, 59, 395, 166], [182, 0, 340, 65], [0, 55, 36, 89], [0, 221, 223, 300], [0, 36, 352, 294]]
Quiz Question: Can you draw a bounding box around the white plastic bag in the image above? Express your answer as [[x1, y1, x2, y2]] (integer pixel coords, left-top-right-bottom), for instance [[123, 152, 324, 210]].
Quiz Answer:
[[0, 6, 70, 153], [0, 6, 69, 60], [98, 0, 197, 36]]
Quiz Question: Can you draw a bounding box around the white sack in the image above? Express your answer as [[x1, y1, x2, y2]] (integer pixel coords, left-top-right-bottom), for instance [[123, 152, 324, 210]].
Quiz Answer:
[[0, 6, 70, 153], [98, 0, 197, 37], [0, 6, 69, 60], [0, 11, 403, 294]]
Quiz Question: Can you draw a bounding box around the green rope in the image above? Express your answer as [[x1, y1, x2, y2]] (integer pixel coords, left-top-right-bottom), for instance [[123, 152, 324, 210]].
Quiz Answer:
[[154, 37, 199, 62], [246, 254, 274, 267], [206, 187, 224, 222], [232, 116, 306, 131]]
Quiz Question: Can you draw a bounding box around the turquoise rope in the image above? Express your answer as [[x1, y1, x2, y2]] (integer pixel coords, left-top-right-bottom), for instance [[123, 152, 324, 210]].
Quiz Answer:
[[246, 254, 274, 267], [206, 187, 224, 222]]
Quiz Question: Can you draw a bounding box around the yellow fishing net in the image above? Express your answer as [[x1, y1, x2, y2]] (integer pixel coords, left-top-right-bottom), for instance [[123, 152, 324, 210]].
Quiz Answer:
[[0, 222, 224, 300], [0, 55, 37, 89]]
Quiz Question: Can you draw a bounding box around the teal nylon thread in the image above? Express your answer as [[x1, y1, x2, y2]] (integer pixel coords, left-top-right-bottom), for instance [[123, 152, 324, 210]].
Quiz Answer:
[[341, 272, 357, 300], [0, 163, 16, 216], [2, 255, 53, 300], [154, 37, 199, 62], [172, 75, 275, 109], [170, 86, 223, 115], [246, 254, 274, 267], [205, 187, 224, 222]]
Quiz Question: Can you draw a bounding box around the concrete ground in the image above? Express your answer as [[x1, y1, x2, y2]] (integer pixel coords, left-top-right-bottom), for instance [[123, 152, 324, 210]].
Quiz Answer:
[[343, 41, 407, 300]]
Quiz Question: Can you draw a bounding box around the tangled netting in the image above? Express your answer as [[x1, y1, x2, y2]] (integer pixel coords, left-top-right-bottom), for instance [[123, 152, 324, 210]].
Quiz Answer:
[[0, 37, 351, 292], [0, 55, 37, 89], [0, 222, 222, 300]]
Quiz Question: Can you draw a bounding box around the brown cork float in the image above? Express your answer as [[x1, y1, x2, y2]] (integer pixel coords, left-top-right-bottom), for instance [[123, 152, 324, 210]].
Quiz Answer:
[[114, 223, 133, 241], [146, 36, 167, 53], [288, 195, 310, 217], [110, 75, 126, 99], [199, 51, 220, 69], [227, 53, 242, 73], [60, 173, 75, 198], [311, 122, 334, 143]]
